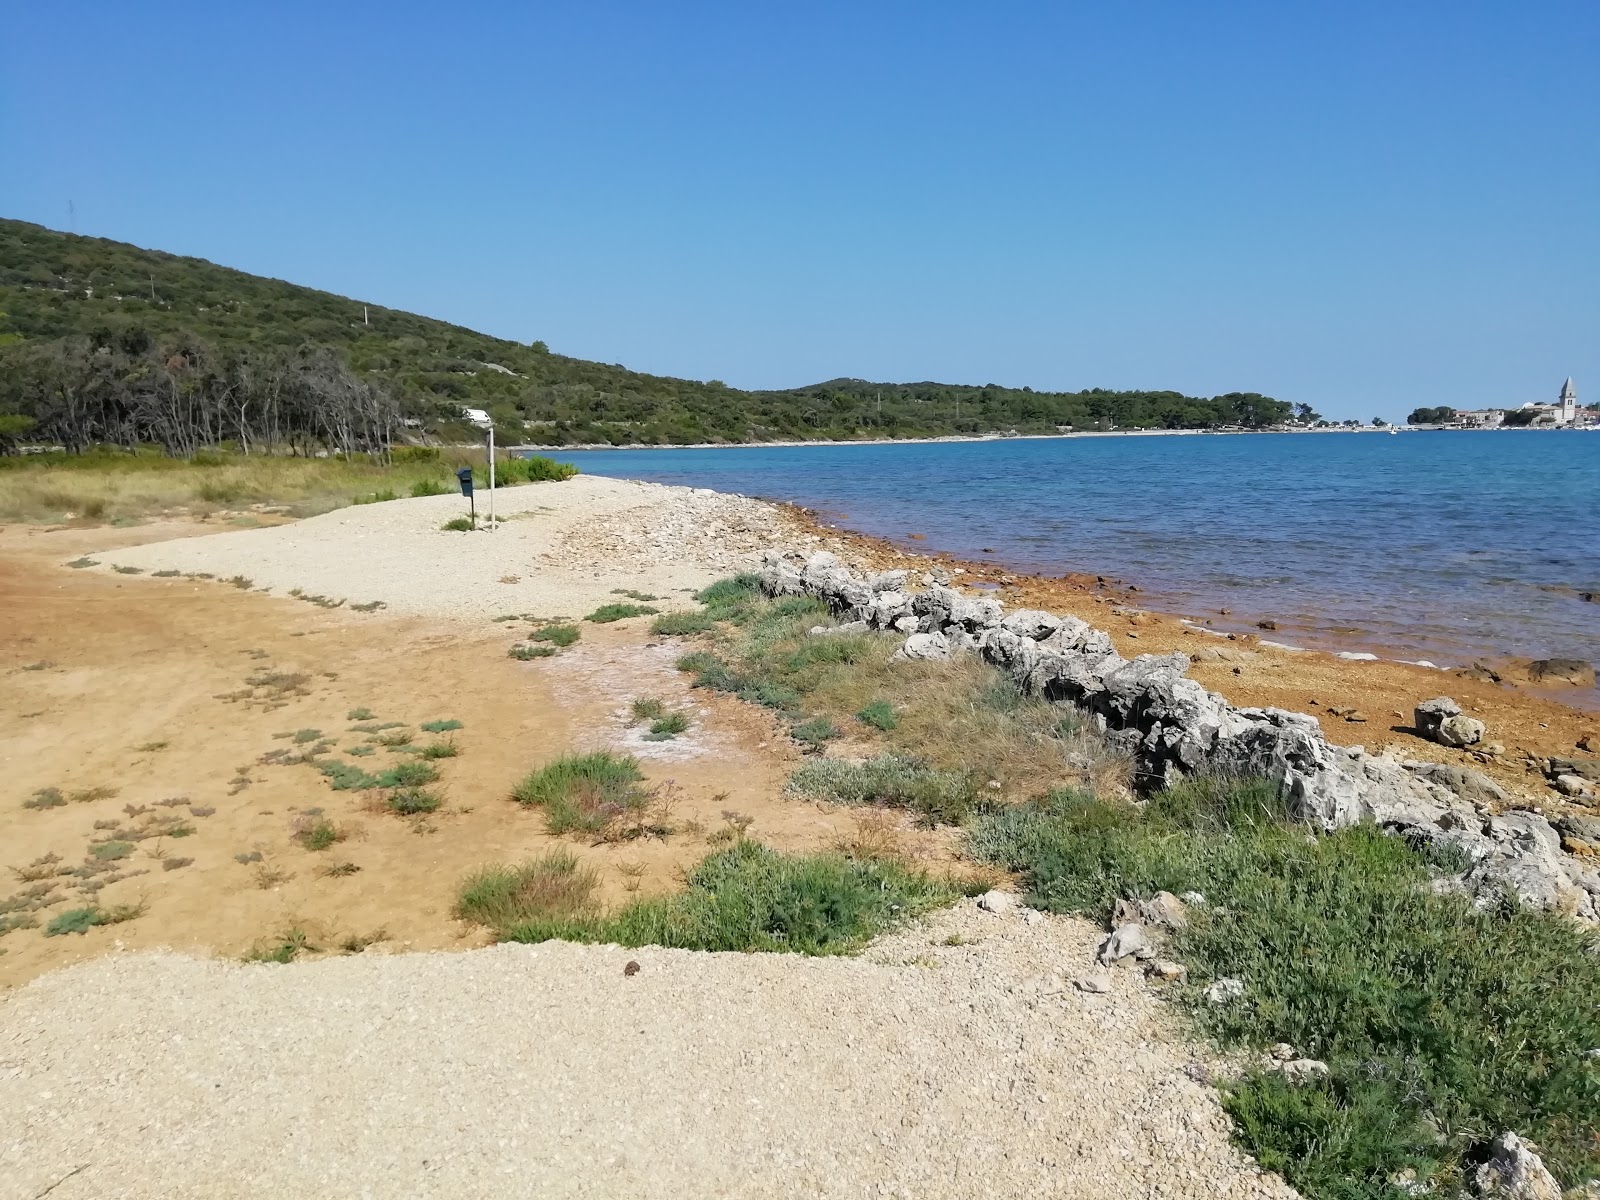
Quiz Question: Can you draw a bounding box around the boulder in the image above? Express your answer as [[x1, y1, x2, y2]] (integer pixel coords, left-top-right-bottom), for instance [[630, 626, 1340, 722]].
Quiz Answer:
[[865, 569, 909, 592], [1473, 1131, 1562, 1200], [1146, 959, 1188, 983], [1402, 761, 1508, 809], [1073, 973, 1113, 994], [948, 593, 1003, 631], [1548, 756, 1600, 783], [1415, 696, 1463, 739], [1278, 1059, 1331, 1085], [1139, 891, 1189, 930], [1438, 712, 1487, 748]]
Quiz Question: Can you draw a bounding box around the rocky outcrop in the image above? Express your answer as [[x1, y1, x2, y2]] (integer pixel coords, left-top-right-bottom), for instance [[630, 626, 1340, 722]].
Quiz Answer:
[[759, 550, 1600, 920]]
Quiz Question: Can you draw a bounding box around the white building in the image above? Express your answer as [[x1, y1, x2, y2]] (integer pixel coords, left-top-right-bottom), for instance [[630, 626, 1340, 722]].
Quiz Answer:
[[1558, 377, 1577, 424]]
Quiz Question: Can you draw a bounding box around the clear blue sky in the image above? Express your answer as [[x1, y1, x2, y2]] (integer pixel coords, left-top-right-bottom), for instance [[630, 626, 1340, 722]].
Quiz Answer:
[[3, 2, 1596, 420]]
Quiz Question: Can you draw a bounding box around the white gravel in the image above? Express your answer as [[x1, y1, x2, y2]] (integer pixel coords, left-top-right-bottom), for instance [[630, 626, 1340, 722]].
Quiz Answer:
[[1, 903, 1294, 1200], [92, 476, 806, 622]]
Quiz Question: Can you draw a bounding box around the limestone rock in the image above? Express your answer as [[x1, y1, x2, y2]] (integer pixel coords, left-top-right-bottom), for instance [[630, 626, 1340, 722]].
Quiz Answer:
[[1097, 923, 1153, 966], [1146, 960, 1187, 983], [1073, 973, 1112, 994], [1278, 1059, 1330, 1085], [893, 632, 952, 663], [1527, 658, 1595, 688], [1415, 696, 1463, 739], [1473, 1131, 1562, 1200], [999, 609, 1061, 640], [1203, 978, 1244, 1004], [976, 890, 1016, 915], [1438, 712, 1487, 748]]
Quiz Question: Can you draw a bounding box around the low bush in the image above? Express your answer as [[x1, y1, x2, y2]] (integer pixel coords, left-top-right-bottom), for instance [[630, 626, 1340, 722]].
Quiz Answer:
[[294, 816, 341, 850], [316, 759, 381, 791], [387, 787, 442, 815], [585, 602, 659, 623], [786, 755, 978, 826], [510, 644, 557, 659], [856, 700, 898, 731], [529, 623, 580, 647], [646, 712, 691, 740], [245, 926, 316, 963], [45, 904, 141, 936], [486, 455, 577, 484], [376, 761, 439, 788], [650, 610, 716, 636], [966, 776, 1600, 1197], [630, 697, 667, 723], [465, 839, 955, 955], [416, 740, 459, 760], [441, 517, 473, 532], [791, 716, 840, 747], [695, 574, 764, 619], [420, 719, 463, 732], [409, 478, 448, 497]]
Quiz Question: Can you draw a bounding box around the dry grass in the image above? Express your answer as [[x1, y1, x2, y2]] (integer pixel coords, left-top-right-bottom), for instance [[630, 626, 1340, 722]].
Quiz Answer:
[[455, 850, 602, 930], [0, 449, 553, 523]]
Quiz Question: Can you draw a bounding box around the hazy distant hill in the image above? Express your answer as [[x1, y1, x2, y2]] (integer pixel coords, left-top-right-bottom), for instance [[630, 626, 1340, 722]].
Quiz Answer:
[[0, 219, 1295, 447]]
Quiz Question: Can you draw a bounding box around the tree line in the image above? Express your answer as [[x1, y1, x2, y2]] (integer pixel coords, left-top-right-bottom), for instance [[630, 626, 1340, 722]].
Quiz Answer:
[[0, 330, 400, 457]]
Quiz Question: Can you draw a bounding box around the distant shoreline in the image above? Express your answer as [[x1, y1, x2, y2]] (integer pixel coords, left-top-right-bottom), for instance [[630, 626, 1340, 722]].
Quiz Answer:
[[536, 425, 1586, 453]]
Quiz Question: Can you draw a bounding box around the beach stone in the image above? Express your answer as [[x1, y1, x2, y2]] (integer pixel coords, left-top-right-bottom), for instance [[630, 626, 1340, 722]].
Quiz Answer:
[[1414, 696, 1462, 738], [1146, 960, 1187, 983], [893, 632, 951, 663], [1437, 712, 1487, 748], [1139, 891, 1189, 930], [1473, 1131, 1562, 1200], [1555, 774, 1594, 798], [1073, 973, 1112, 994], [1402, 761, 1508, 808], [1548, 756, 1600, 783]]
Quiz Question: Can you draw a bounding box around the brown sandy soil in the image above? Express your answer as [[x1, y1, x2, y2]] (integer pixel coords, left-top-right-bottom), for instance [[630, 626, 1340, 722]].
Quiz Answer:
[[800, 517, 1600, 817], [0, 523, 954, 990]]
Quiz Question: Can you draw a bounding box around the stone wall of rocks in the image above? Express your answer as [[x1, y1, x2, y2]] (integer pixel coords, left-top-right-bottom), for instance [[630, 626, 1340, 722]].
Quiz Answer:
[[759, 550, 1600, 920]]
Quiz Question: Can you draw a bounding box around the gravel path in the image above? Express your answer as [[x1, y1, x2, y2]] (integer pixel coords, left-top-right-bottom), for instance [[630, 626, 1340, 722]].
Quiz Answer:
[[1, 902, 1293, 1200], [93, 476, 807, 621]]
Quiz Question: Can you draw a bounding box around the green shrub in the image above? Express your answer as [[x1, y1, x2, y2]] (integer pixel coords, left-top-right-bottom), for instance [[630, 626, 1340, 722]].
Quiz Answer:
[[646, 712, 691, 740], [420, 719, 463, 732], [388, 788, 442, 815], [631, 697, 667, 723], [696, 574, 764, 619], [966, 776, 1600, 1196], [441, 516, 473, 532], [296, 817, 340, 850], [486, 455, 577, 484], [46, 905, 139, 936], [24, 787, 66, 809], [529, 623, 580, 647], [510, 644, 557, 659], [471, 840, 954, 955], [650, 610, 716, 636], [585, 602, 658, 623], [786, 755, 977, 825], [856, 700, 898, 731], [315, 759, 381, 791], [377, 761, 439, 788], [409, 477, 448, 497], [416, 740, 458, 760], [791, 716, 840, 746], [90, 840, 134, 861], [244, 926, 315, 963]]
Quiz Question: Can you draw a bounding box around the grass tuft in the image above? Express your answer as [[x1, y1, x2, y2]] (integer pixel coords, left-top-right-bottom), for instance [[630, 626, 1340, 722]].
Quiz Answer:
[[387, 788, 442, 815], [456, 849, 601, 931], [585, 602, 659, 623], [45, 903, 142, 936], [856, 700, 899, 731], [512, 751, 647, 837], [791, 716, 841, 747], [419, 718, 462, 733], [441, 516, 473, 532], [510, 644, 557, 659], [528, 623, 580, 647]]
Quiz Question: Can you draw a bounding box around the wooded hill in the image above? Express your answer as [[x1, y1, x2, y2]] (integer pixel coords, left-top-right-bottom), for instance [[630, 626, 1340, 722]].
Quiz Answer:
[[0, 218, 1301, 452]]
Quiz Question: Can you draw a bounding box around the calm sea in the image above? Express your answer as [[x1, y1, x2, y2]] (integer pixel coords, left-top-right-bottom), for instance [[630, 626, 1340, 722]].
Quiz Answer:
[[553, 432, 1599, 687]]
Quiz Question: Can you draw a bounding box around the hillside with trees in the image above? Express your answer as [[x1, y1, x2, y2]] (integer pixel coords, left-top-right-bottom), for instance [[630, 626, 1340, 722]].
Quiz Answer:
[[0, 219, 1304, 454]]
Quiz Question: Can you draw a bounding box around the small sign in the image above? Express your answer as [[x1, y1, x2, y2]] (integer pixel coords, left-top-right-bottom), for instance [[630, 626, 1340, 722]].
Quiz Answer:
[[456, 467, 474, 498]]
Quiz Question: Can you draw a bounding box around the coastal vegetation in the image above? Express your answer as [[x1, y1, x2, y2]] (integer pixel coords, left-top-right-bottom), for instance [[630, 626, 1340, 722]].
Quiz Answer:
[[2, 218, 1302, 453], [467, 573, 1600, 1198]]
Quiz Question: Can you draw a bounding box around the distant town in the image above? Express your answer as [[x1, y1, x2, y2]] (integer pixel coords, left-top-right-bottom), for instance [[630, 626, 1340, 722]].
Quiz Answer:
[[1407, 377, 1595, 429]]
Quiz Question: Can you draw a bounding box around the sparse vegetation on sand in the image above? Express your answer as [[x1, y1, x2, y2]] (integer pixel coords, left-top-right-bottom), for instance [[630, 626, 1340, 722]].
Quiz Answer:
[[585, 602, 659, 624], [528, 623, 580, 647], [509, 644, 557, 659], [244, 925, 317, 964], [45, 903, 142, 937], [649, 610, 716, 636], [672, 579, 1126, 801], [458, 839, 955, 955], [967, 775, 1600, 1197]]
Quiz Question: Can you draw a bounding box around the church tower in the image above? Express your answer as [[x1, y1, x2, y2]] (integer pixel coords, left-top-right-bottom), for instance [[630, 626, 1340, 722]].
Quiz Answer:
[[1558, 377, 1577, 424]]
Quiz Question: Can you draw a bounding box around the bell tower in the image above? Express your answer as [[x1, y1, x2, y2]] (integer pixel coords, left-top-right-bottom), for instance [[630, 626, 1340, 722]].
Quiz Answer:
[[1558, 378, 1577, 424]]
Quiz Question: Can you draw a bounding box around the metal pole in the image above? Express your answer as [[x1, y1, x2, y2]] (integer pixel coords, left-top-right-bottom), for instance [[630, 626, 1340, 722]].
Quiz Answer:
[[487, 426, 496, 529]]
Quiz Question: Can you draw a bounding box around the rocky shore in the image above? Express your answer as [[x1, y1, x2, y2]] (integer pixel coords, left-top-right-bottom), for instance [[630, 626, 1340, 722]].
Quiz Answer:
[[761, 549, 1600, 920]]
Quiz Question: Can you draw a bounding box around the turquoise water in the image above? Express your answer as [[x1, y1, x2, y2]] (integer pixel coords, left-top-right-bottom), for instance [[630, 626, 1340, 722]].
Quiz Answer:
[[554, 431, 1599, 682]]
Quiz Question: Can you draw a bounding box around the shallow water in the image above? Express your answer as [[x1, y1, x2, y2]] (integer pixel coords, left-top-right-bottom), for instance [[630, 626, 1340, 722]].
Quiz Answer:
[[554, 431, 1600, 685]]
